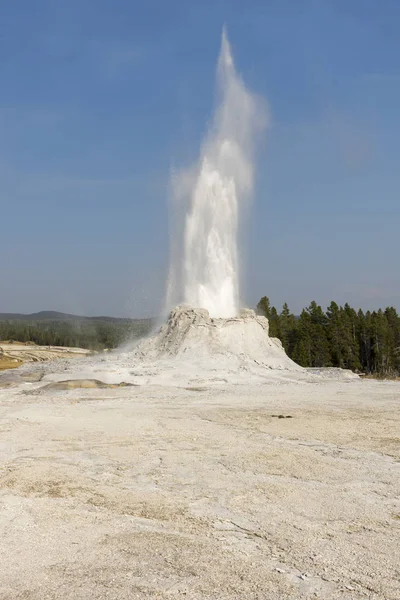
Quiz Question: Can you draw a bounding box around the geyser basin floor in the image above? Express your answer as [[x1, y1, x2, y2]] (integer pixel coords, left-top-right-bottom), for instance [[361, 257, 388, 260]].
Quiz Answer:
[[0, 379, 399, 599]]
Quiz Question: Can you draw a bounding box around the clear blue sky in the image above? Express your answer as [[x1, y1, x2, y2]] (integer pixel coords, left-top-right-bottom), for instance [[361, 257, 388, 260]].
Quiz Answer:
[[1, 0, 399, 317]]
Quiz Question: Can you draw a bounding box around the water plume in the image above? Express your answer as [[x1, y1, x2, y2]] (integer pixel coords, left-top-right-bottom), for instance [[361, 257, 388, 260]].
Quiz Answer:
[[167, 29, 266, 317]]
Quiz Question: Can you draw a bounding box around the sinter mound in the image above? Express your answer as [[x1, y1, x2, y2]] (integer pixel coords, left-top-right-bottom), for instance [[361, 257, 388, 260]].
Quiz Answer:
[[134, 305, 302, 371]]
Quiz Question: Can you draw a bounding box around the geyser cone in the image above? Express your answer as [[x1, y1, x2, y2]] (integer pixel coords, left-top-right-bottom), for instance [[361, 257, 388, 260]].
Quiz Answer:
[[135, 305, 302, 372], [167, 30, 267, 318]]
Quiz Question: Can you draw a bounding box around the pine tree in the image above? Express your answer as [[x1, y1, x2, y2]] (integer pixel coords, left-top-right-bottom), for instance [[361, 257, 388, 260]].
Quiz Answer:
[[306, 301, 331, 367], [256, 296, 280, 337], [326, 301, 343, 367], [343, 303, 361, 371], [357, 309, 370, 372], [384, 307, 400, 374], [370, 310, 393, 375], [268, 306, 280, 338], [280, 303, 297, 355], [256, 296, 271, 319], [292, 310, 312, 367]]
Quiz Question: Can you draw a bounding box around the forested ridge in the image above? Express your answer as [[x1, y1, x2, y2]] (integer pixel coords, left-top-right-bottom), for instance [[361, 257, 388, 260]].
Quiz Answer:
[[257, 296, 400, 377], [0, 317, 154, 351]]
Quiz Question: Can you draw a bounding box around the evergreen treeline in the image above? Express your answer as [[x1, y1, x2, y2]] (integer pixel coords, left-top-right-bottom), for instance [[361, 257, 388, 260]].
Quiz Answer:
[[0, 318, 153, 351], [257, 296, 400, 377]]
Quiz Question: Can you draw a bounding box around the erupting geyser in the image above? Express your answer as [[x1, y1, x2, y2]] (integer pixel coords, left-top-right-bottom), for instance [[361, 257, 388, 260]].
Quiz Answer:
[[129, 29, 301, 382], [36, 29, 301, 387], [167, 28, 266, 318]]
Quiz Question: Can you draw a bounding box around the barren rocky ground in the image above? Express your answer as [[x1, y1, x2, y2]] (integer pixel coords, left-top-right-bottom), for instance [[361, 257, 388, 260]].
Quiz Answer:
[[0, 374, 399, 599], [0, 343, 90, 368]]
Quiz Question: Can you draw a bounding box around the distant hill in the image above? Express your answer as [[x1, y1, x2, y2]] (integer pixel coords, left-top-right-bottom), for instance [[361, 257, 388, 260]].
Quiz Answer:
[[0, 311, 155, 350], [0, 311, 85, 321], [0, 311, 151, 324]]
